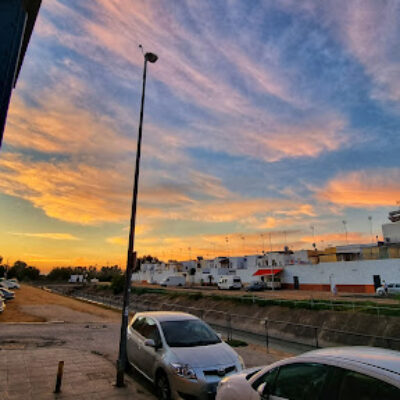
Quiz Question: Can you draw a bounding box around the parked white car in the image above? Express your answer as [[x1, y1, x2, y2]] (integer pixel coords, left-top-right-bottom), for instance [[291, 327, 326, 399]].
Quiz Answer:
[[160, 276, 186, 287], [3, 279, 20, 289], [218, 276, 242, 290], [0, 296, 5, 313], [376, 283, 400, 296], [216, 347, 400, 400], [127, 311, 244, 400]]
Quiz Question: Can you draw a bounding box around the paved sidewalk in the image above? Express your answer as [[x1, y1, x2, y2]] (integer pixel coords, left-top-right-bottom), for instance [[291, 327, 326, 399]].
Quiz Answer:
[[0, 346, 152, 400]]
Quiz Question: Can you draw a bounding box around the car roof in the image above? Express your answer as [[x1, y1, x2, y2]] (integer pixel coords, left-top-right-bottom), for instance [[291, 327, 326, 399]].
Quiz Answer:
[[299, 347, 400, 375], [135, 311, 199, 322]]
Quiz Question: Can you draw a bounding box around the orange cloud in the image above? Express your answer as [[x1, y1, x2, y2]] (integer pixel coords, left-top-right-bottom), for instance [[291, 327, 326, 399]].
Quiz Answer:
[[0, 153, 132, 224], [6, 88, 135, 156], [177, 199, 316, 224], [106, 236, 126, 246], [317, 169, 400, 207], [11, 232, 80, 241]]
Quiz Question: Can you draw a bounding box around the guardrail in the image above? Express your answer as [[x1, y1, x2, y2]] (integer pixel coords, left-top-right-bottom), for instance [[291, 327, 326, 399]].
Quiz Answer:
[[52, 288, 400, 353]]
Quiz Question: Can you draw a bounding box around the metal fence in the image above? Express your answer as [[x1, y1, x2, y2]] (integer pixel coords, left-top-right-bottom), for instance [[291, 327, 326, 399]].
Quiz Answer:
[[52, 288, 400, 353]]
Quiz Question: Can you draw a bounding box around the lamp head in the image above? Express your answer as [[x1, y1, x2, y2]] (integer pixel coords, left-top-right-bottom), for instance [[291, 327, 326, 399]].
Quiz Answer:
[[145, 52, 158, 63]]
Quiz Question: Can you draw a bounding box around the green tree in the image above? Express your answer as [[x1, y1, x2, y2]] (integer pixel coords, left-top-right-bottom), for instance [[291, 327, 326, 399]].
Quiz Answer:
[[47, 267, 74, 281], [7, 260, 40, 281], [98, 265, 121, 282], [110, 274, 125, 294]]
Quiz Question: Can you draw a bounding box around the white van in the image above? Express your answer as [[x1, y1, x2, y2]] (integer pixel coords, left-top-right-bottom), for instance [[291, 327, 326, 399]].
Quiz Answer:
[[218, 275, 242, 290], [264, 276, 281, 290], [160, 276, 186, 287]]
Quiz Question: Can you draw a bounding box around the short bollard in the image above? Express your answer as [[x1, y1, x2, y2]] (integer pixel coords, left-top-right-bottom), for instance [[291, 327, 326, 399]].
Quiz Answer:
[[54, 361, 64, 393]]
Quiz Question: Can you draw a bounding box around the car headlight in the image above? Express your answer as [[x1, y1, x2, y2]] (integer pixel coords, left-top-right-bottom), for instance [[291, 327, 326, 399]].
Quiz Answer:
[[171, 363, 197, 380], [238, 355, 245, 370]]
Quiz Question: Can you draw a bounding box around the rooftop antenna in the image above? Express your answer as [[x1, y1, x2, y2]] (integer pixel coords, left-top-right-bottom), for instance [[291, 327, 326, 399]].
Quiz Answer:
[[260, 233, 265, 254], [368, 216, 373, 257], [342, 220, 348, 244], [225, 236, 230, 257], [310, 224, 315, 247]]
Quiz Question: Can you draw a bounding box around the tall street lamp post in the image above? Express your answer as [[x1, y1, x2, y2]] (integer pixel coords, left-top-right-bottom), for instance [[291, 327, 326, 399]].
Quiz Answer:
[[116, 46, 158, 388]]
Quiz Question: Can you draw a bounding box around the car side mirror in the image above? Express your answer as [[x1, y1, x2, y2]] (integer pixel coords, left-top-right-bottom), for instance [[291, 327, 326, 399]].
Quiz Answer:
[[217, 333, 222, 339], [144, 339, 156, 348], [257, 382, 269, 400]]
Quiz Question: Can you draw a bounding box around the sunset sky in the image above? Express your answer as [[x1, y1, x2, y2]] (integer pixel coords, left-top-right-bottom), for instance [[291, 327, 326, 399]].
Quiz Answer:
[[1, 0, 400, 271]]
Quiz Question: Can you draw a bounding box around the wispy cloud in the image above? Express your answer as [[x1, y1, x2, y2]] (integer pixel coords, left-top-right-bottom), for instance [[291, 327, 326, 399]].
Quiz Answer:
[[106, 236, 126, 246], [0, 153, 131, 224], [10, 232, 80, 241], [316, 168, 400, 208], [330, 0, 400, 104], [279, 0, 400, 106], [301, 232, 370, 247]]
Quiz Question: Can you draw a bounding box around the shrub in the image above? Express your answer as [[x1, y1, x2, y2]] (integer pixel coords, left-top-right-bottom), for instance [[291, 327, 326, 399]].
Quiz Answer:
[[225, 339, 248, 347], [110, 274, 125, 294]]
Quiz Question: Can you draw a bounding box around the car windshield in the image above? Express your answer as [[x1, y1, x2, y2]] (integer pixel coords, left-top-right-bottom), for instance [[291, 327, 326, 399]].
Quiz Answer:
[[160, 319, 221, 347]]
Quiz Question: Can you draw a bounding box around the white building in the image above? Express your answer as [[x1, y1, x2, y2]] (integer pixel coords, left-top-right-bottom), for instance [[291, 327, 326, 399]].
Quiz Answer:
[[383, 221, 400, 244]]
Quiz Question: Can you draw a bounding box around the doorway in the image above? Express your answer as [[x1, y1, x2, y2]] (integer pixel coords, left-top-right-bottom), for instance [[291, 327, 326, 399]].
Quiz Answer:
[[373, 275, 381, 290], [293, 276, 299, 290]]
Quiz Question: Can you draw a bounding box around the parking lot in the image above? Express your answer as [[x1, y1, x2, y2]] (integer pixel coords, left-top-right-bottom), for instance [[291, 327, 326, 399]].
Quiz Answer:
[[0, 285, 287, 400]]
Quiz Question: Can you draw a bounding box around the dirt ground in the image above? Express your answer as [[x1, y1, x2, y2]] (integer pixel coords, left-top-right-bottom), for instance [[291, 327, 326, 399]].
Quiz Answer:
[[0, 284, 120, 323], [0, 284, 288, 368]]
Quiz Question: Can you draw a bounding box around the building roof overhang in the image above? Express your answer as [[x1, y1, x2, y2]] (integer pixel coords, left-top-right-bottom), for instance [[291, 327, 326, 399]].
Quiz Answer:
[[14, 0, 42, 86], [252, 268, 283, 276]]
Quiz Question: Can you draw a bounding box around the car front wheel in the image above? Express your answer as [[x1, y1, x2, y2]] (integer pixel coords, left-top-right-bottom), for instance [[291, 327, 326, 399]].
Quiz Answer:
[[155, 371, 171, 400]]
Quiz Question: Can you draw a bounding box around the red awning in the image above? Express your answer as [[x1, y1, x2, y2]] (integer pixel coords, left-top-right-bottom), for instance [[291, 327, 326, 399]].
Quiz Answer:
[[252, 268, 283, 276]]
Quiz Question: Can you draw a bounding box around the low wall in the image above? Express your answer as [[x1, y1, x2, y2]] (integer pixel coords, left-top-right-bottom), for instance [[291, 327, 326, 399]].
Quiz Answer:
[[132, 292, 400, 350]]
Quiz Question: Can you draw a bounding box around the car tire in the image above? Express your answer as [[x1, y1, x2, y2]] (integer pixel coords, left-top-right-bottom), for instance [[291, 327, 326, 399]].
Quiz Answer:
[[155, 370, 171, 400]]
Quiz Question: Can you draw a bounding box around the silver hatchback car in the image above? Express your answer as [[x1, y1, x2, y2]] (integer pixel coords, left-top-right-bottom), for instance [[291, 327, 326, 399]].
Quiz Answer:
[[126, 311, 244, 400]]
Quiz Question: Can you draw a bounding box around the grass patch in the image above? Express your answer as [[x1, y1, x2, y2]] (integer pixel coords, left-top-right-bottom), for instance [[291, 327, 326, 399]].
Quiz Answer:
[[225, 339, 248, 347], [127, 285, 400, 317], [130, 286, 167, 296]]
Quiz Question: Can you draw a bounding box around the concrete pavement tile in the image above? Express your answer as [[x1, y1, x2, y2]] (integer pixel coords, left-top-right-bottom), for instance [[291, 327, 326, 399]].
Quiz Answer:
[[7, 373, 29, 382], [7, 382, 32, 392], [30, 379, 53, 390], [7, 390, 32, 400]]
